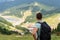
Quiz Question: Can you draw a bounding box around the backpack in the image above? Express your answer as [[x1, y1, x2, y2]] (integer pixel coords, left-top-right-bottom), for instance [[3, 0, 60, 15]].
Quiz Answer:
[[37, 22, 51, 40]]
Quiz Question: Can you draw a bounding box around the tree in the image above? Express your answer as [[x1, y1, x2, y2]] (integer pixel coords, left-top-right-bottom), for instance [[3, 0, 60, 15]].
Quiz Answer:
[[56, 23, 60, 32], [56, 23, 60, 36]]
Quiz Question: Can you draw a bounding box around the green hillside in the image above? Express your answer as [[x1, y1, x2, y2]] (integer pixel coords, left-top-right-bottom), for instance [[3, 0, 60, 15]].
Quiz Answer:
[[0, 2, 60, 34], [1, 2, 57, 23], [44, 13, 60, 29], [1, 2, 55, 17], [0, 17, 13, 26]]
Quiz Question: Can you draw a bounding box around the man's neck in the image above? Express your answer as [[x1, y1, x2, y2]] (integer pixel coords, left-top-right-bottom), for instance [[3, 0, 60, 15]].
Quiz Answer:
[[38, 20, 42, 22]]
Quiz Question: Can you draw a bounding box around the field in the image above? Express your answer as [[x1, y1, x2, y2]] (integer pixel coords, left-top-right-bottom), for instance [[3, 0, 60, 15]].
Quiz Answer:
[[51, 34, 60, 40], [0, 34, 34, 40], [0, 34, 60, 40]]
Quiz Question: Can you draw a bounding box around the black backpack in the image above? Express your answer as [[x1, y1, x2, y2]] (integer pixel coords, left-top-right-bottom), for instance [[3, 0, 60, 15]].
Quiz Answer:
[[37, 22, 51, 40]]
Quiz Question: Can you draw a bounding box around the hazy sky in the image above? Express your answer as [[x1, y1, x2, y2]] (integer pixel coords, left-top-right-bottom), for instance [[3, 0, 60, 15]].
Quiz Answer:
[[0, 0, 60, 2], [0, 0, 60, 7], [0, 0, 15, 2], [0, 0, 60, 4]]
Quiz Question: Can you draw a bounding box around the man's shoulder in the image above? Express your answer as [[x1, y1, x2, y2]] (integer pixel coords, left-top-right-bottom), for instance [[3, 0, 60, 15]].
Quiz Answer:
[[35, 23, 41, 25], [35, 23, 41, 28]]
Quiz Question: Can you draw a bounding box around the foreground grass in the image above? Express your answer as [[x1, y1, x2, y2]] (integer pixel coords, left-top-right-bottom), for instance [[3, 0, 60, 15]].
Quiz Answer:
[[0, 34, 34, 40], [51, 34, 60, 40], [0, 34, 60, 40]]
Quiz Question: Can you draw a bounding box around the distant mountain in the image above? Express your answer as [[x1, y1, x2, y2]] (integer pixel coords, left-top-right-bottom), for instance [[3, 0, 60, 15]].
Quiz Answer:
[[0, 0, 60, 12], [1, 2, 55, 17], [0, 2, 60, 23], [0, 1, 60, 29], [0, 0, 34, 12], [37, 0, 60, 7]]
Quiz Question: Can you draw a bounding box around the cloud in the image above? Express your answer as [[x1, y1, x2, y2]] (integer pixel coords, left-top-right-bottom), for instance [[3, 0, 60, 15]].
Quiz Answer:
[[0, 0, 15, 2]]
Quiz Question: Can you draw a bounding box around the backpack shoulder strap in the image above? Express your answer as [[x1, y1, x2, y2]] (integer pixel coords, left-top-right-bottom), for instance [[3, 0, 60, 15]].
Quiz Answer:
[[37, 21, 45, 25]]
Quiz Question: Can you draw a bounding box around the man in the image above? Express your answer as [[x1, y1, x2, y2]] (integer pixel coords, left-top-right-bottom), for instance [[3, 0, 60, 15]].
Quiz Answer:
[[28, 12, 51, 40], [28, 13, 42, 40]]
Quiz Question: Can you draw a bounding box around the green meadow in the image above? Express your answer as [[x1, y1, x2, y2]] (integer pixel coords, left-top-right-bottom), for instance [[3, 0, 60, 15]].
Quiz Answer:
[[0, 34, 60, 40], [0, 34, 34, 40]]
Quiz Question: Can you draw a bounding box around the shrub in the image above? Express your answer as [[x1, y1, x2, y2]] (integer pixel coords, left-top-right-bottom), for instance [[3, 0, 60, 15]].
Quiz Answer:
[[56, 23, 60, 32]]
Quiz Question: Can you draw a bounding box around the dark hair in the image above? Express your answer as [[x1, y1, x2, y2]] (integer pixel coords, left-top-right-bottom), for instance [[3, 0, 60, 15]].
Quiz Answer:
[[36, 12, 42, 20]]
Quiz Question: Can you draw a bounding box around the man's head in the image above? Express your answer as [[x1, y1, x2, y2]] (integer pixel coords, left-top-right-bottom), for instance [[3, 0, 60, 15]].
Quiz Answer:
[[36, 12, 42, 20]]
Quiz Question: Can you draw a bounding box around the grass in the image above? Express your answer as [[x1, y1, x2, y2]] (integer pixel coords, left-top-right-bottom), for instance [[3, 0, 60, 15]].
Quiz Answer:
[[0, 34, 34, 40], [51, 34, 60, 40], [0, 34, 60, 40], [44, 13, 60, 29]]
